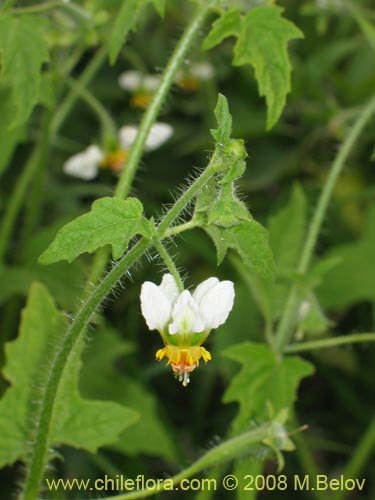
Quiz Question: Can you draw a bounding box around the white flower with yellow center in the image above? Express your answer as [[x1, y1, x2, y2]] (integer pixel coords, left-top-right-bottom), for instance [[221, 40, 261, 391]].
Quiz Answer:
[[118, 70, 161, 108], [176, 62, 215, 91], [140, 274, 235, 386], [63, 122, 173, 180]]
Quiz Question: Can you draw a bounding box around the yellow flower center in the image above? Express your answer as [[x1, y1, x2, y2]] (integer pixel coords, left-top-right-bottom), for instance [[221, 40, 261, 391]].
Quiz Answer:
[[130, 92, 153, 108], [156, 345, 211, 387], [176, 76, 201, 92], [100, 149, 129, 173]]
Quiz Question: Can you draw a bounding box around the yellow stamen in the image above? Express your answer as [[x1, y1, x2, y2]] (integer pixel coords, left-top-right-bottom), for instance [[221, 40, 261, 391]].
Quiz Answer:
[[130, 92, 153, 108], [155, 345, 211, 386], [100, 149, 128, 173], [176, 76, 201, 92]]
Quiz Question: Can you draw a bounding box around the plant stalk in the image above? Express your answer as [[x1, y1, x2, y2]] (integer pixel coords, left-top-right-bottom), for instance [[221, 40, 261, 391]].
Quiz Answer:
[[274, 96, 375, 352], [20, 146, 226, 500]]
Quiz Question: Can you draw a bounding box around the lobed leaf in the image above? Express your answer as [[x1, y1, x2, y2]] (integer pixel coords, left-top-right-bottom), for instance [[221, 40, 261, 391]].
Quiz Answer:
[[223, 342, 314, 429], [207, 220, 275, 282], [211, 93, 233, 145], [233, 7, 303, 129], [39, 197, 153, 264], [0, 283, 138, 467], [202, 9, 242, 50]]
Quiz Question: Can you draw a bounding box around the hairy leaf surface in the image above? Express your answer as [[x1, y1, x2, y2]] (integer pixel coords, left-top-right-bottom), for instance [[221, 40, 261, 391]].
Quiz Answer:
[[39, 197, 153, 264]]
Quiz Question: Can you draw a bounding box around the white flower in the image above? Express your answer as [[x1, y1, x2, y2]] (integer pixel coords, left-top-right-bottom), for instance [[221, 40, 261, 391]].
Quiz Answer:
[[190, 62, 214, 80], [118, 70, 161, 92], [63, 123, 173, 179], [118, 122, 173, 152], [175, 61, 214, 85], [140, 274, 234, 335], [62, 145, 103, 180]]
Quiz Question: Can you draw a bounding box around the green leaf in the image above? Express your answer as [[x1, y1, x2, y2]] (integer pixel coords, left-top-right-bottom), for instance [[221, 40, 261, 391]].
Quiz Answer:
[[151, 0, 166, 16], [316, 207, 375, 309], [39, 197, 153, 264], [0, 283, 138, 467], [206, 219, 275, 281], [202, 9, 242, 50], [296, 289, 332, 335], [109, 0, 165, 64], [207, 184, 249, 228], [109, 0, 144, 64], [53, 337, 138, 453], [268, 184, 307, 274], [211, 93, 233, 145], [233, 7, 303, 129], [223, 342, 314, 429], [80, 327, 178, 461], [0, 15, 49, 129]]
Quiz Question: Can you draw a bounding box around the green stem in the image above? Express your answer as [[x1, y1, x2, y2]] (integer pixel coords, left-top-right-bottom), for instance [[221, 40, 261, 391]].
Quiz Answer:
[[114, 2, 211, 199], [284, 333, 375, 354], [0, 115, 50, 262], [154, 239, 184, 293], [95, 426, 269, 500], [274, 96, 375, 352], [66, 77, 117, 138], [50, 45, 107, 138], [21, 147, 226, 500], [86, 2, 213, 288], [334, 417, 375, 500], [20, 112, 54, 246], [163, 220, 199, 238]]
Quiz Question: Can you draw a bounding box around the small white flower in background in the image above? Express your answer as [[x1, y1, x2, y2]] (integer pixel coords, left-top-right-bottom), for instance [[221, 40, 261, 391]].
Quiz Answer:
[[63, 122, 173, 180], [140, 274, 235, 386], [62, 145, 104, 181], [176, 62, 214, 91], [118, 70, 161, 108]]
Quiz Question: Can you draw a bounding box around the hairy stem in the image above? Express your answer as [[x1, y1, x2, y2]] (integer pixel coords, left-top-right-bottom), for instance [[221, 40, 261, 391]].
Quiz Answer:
[[21, 146, 228, 500], [114, 2, 212, 199], [86, 1, 213, 288], [274, 96, 375, 352], [98, 426, 269, 500], [284, 333, 375, 354], [154, 239, 184, 293]]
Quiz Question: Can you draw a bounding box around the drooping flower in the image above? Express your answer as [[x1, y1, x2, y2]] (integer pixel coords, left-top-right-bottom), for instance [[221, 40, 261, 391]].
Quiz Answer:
[[140, 274, 235, 386], [63, 122, 173, 180], [118, 70, 161, 108], [175, 62, 214, 92]]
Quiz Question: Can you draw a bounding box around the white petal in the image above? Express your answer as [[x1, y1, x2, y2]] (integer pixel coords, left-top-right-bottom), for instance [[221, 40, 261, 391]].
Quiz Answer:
[[193, 277, 219, 305], [145, 122, 173, 151], [140, 282, 172, 331], [85, 145, 105, 163], [143, 75, 161, 91], [159, 274, 179, 305], [62, 146, 102, 180], [118, 125, 139, 149], [191, 62, 214, 80], [169, 291, 205, 335], [118, 70, 142, 91], [198, 281, 235, 329]]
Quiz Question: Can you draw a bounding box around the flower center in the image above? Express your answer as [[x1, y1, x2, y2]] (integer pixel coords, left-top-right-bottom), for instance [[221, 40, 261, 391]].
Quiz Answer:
[[130, 92, 153, 108], [100, 149, 129, 173], [156, 345, 211, 387], [176, 76, 201, 92]]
